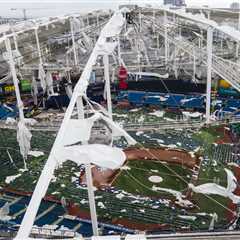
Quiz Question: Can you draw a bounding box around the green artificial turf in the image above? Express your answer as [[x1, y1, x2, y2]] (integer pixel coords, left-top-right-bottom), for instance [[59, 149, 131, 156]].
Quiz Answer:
[[114, 160, 192, 197]]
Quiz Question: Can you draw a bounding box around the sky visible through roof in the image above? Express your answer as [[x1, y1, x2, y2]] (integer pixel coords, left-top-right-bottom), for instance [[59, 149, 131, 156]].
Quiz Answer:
[[0, 0, 237, 18]]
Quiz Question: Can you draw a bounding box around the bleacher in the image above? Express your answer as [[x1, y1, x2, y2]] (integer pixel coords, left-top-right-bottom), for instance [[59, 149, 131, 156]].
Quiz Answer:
[[0, 104, 18, 120], [204, 144, 237, 165], [118, 91, 205, 110], [0, 192, 133, 237]]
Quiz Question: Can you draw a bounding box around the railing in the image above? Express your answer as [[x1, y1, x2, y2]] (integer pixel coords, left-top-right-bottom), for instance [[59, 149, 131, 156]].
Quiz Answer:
[[0, 225, 76, 239], [1, 115, 239, 132], [142, 15, 240, 92]]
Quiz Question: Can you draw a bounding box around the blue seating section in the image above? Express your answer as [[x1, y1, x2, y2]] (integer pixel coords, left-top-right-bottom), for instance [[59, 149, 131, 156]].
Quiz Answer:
[[0, 104, 18, 120], [58, 218, 80, 230], [118, 91, 240, 118], [0, 192, 134, 237], [214, 98, 240, 118], [78, 223, 93, 236], [34, 205, 65, 226], [118, 91, 205, 109], [0, 199, 7, 208], [9, 203, 24, 216]]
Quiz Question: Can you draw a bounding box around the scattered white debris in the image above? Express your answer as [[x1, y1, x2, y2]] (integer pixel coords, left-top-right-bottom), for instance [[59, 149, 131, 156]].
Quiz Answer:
[[189, 151, 195, 158], [24, 118, 37, 126], [95, 196, 103, 200], [120, 209, 127, 213], [148, 175, 163, 183], [113, 113, 128, 118], [129, 108, 140, 112], [138, 115, 145, 123], [51, 176, 57, 183], [182, 111, 202, 118], [131, 200, 140, 204], [97, 202, 106, 209], [178, 215, 197, 221], [149, 110, 164, 118], [28, 150, 44, 157], [5, 117, 16, 125], [51, 191, 60, 195], [152, 185, 193, 208], [121, 165, 131, 171], [42, 224, 58, 230], [180, 98, 196, 104], [167, 144, 178, 149], [164, 117, 175, 122], [116, 193, 125, 199], [19, 168, 27, 173], [5, 173, 22, 184], [80, 199, 88, 204], [136, 131, 144, 136], [71, 176, 78, 183]]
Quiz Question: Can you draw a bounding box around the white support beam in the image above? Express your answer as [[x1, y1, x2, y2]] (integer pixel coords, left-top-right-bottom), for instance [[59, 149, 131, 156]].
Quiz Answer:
[[5, 37, 26, 169], [193, 49, 196, 82], [34, 27, 43, 65], [118, 35, 121, 65], [139, 11, 142, 32], [164, 10, 168, 66], [152, 10, 156, 34], [238, 8, 240, 31], [77, 96, 84, 120], [207, 11, 211, 20], [13, 32, 18, 52], [76, 95, 98, 236], [236, 43, 239, 58], [103, 54, 112, 119], [16, 11, 126, 239], [70, 18, 78, 66], [85, 161, 99, 236], [206, 27, 213, 124], [97, 13, 99, 34], [5, 38, 24, 120]]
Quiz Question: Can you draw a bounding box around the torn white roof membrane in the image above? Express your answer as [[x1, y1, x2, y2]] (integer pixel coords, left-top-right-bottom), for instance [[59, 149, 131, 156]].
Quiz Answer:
[[38, 64, 46, 93], [74, 11, 125, 96], [160, 6, 240, 42], [17, 120, 32, 160], [56, 144, 126, 170], [62, 115, 97, 146], [189, 168, 240, 204]]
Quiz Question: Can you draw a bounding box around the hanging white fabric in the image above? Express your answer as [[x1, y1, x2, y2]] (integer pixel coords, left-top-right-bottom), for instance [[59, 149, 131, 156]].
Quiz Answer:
[[60, 111, 136, 147], [56, 144, 126, 170], [38, 64, 46, 93], [46, 71, 54, 96], [189, 168, 240, 204], [17, 120, 32, 161], [103, 80, 107, 100], [61, 114, 98, 146], [31, 75, 38, 95]]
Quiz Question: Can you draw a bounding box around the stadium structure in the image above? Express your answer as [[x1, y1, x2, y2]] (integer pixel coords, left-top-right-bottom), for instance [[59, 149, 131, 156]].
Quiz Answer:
[[0, 3, 240, 240]]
